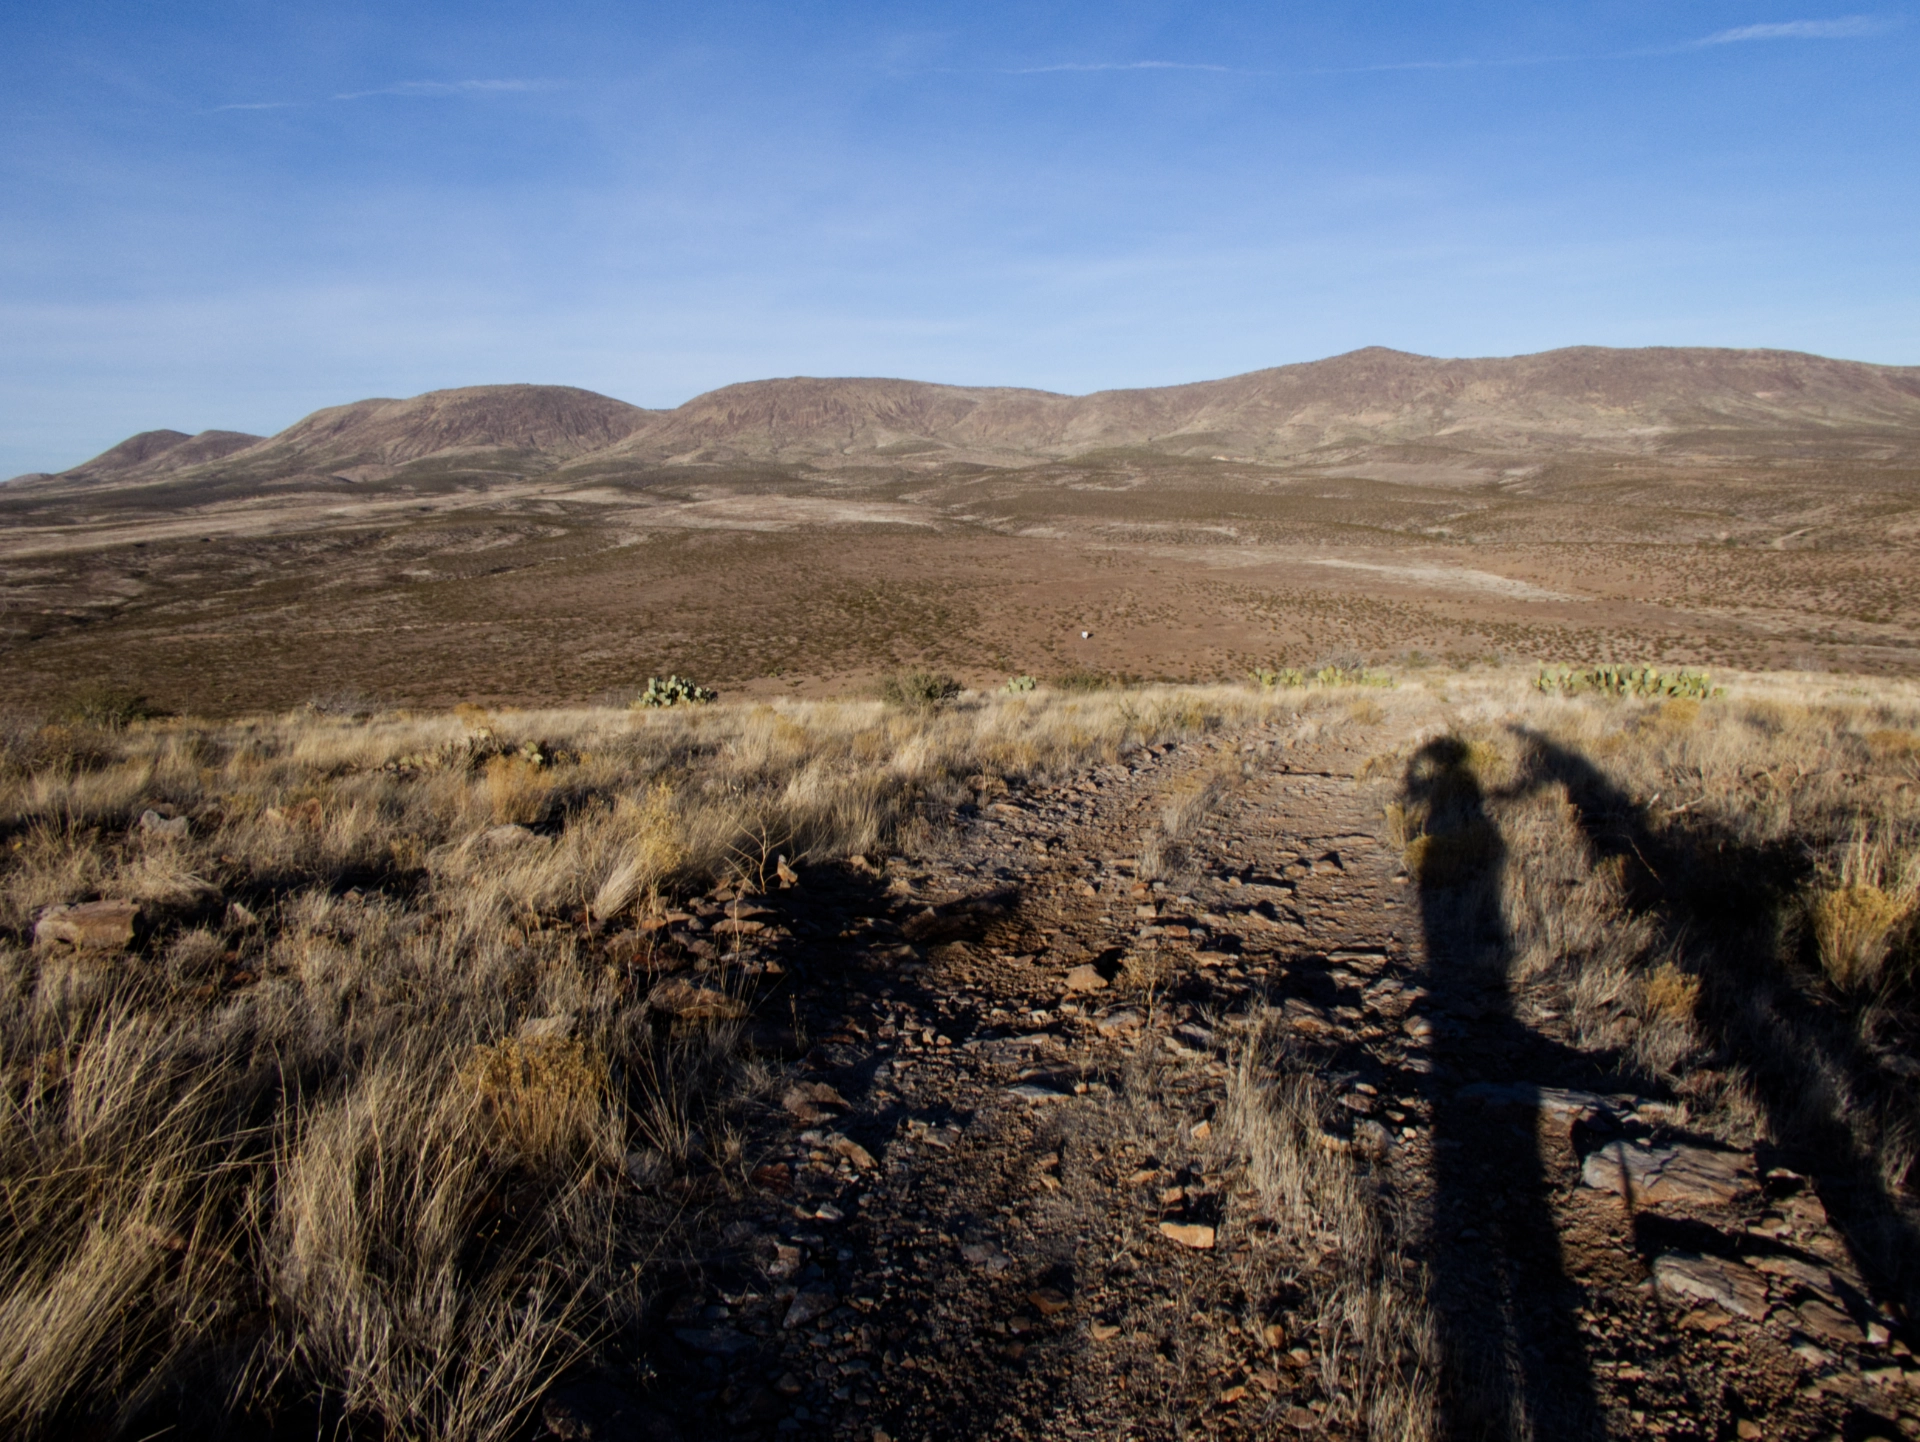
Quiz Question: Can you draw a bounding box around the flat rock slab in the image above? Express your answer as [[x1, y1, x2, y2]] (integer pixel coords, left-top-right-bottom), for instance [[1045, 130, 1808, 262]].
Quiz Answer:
[[35, 900, 141, 950], [1459, 1081, 1621, 1120], [1796, 1299, 1867, 1347], [1581, 1139, 1755, 1207], [1652, 1252, 1770, 1319]]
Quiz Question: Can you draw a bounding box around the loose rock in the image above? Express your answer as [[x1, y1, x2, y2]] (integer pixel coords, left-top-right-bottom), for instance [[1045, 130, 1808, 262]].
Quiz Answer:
[[783, 1287, 836, 1330], [34, 900, 141, 951], [1159, 1222, 1217, 1250], [137, 809, 190, 839]]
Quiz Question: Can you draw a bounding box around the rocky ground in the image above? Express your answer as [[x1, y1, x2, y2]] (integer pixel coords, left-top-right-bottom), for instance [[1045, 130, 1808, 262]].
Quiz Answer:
[[540, 722, 1920, 1442]]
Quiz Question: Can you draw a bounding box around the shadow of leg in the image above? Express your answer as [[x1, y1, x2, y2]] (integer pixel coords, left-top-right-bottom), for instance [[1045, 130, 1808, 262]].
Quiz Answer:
[[1407, 738, 1604, 1440]]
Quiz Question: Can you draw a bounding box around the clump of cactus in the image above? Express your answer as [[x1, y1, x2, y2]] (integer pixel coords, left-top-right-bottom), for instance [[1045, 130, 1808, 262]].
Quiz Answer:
[[1251, 666, 1307, 689], [1313, 664, 1394, 688], [634, 675, 717, 708], [1535, 665, 1721, 700], [1004, 674, 1037, 694]]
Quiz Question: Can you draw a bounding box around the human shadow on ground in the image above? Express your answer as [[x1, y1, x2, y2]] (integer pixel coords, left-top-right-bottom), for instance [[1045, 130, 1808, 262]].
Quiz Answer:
[[1517, 730, 1920, 1322], [1408, 728, 1920, 1441], [1405, 738, 1608, 1441]]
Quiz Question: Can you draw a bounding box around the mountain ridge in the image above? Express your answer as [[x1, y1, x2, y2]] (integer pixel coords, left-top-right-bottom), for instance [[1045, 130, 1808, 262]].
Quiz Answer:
[[15, 344, 1920, 491]]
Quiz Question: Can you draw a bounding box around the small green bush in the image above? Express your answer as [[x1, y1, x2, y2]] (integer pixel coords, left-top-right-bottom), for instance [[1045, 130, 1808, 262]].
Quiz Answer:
[[880, 669, 962, 710], [1535, 665, 1721, 700], [1003, 675, 1037, 694], [633, 675, 717, 708]]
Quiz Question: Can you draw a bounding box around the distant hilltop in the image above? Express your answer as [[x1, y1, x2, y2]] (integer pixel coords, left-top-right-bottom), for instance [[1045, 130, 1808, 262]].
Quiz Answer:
[[14, 345, 1920, 492]]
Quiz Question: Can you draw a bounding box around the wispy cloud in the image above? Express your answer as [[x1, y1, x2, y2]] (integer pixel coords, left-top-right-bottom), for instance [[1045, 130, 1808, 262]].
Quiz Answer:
[[213, 79, 557, 113], [1309, 55, 1566, 74], [332, 78, 556, 101], [999, 17, 1892, 83], [1004, 60, 1239, 75], [1695, 16, 1888, 44]]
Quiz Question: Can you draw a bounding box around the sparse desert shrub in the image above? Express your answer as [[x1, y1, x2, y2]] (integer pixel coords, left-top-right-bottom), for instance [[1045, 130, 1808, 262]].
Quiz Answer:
[[878, 669, 961, 710], [303, 688, 376, 720], [1254, 663, 1392, 690], [1403, 824, 1501, 888], [1052, 667, 1113, 693], [1003, 674, 1036, 694], [1314, 663, 1393, 688], [1802, 830, 1919, 993], [1135, 769, 1228, 883], [484, 753, 551, 825], [3, 722, 118, 778], [1642, 960, 1702, 1022], [1808, 886, 1907, 992], [264, 1059, 603, 1442], [1225, 1024, 1437, 1441], [460, 1034, 613, 1168], [55, 683, 159, 730], [592, 782, 689, 920]]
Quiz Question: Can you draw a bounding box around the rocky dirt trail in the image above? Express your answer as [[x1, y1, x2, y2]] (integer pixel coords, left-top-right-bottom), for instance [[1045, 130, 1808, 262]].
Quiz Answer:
[[543, 720, 1920, 1442]]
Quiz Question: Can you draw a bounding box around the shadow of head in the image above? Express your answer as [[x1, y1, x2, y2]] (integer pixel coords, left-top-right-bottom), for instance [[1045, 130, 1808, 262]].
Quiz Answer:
[[1403, 738, 1504, 892]]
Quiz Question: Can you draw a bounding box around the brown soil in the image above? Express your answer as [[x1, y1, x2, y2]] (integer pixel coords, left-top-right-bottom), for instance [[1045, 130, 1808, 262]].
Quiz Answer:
[[4, 456, 1919, 718], [565, 723, 1919, 1441]]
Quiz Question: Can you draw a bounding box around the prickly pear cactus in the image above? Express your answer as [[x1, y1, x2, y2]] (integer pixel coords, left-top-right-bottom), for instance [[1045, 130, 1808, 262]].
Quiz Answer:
[[634, 675, 717, 708]]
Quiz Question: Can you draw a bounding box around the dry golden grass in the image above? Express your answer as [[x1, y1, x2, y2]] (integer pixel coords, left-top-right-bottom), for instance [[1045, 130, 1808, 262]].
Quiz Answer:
[[0, 682, 1303, 1437], [4, 667, 1918, 1431], [1225, 1021, 1437, 1442]]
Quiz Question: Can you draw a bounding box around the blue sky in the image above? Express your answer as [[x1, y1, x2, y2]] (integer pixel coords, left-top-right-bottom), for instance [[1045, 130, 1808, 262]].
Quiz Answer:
[[2, 1, 1916, 474]]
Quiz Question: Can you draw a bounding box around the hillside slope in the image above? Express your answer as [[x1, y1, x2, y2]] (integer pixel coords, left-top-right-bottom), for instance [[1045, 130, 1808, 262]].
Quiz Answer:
[[208, 383, 660, 483], [593, 345, 1920, 464]]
